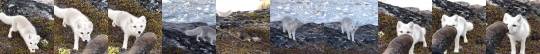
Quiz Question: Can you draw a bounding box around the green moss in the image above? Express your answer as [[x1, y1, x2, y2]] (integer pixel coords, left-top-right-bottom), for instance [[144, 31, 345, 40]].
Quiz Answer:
[[107, 46, 120, 54], [58, 48, 70, 54]]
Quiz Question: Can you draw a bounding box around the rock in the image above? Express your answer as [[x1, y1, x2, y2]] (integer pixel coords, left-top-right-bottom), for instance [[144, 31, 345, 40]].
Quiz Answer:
[[378, 2, 432, 28], [82, 34, 108, 54], [2, 0, 53, 20], [137, 0, 161, 12]]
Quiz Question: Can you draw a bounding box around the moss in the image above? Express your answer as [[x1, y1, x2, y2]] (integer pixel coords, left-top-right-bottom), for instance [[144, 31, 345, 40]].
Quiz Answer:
[[107, 46, 120, 54], [58, 48, 70, 54]]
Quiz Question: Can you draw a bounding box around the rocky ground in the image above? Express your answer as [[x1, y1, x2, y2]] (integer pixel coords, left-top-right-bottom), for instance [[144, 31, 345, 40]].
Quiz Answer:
[[54, 0, 108, 53], [162, 22, 216, 54], [108, 0, 162, 54], [216, 9, 270, 54], [0, 0, 54, 53], [270, 21, 378, 54]]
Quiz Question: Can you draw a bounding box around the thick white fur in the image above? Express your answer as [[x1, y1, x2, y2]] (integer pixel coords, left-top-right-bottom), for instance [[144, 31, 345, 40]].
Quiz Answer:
[[341, 18, 358, 42], [53, 6, 93, 50], [107, 9, 147, 49], [184, 26, 216, 45], [441, 15, 474, 53], [503, 13, 530, 54], [0, 13, 41, 52], [281, 17, 303, 40], [216, 0, 269, 17], [396, 21, 427, 54]]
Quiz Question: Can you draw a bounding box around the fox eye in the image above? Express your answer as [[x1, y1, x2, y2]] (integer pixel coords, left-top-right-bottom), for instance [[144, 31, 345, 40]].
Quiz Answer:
[[406, 31, 410, 33], [512, 25, 517, 27], [87, 32, 90, 34], [399, 31, 403, 33], [451, 25, 455, 26], [133, 26, 136, 28], [140, 25, 143, 27], [80, 32, 84, 34]]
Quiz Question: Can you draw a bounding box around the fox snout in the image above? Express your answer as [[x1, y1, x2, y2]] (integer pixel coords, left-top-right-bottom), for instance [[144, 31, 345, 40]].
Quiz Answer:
[[138, 31, 142, 34]]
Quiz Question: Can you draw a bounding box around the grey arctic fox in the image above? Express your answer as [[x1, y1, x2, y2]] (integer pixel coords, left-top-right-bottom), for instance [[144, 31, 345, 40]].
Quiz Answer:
[[184, 26, 216, 45]]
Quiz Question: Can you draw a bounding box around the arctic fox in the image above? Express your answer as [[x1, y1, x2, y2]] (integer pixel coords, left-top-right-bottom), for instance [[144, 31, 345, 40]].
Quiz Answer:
[[383, 34, 413, 54], [0, 13, 42, 52], [396, 21, 427, 54], [484, 21, 508, 54], [127, 32, 157, 54], [184, 26, 216, 45], [503, 13, 530, 54], [441, 15, 474, 52], [341, 18, 358, 41], [216, 0, 269, 17], [53, 6, 93, 50], [107, 9, 147, 49], [281, 17, 303, 40], [431, 26, 457, 54], [82, 34, 108, 54]]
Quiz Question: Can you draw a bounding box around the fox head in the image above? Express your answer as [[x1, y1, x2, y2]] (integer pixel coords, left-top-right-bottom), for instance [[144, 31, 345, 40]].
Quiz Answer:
[[76, 21, 93, 42], [129, 16, 147, 36], [441, 15, 459, 27], [396, 21, 414, 36], [503, 13, 527, 33], [28, 34, 41, 52]]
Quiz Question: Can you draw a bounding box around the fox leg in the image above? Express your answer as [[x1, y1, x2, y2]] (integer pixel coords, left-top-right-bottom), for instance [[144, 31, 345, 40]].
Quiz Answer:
[[519, 39, 526, 54], [453, 35, 460, 53], [73, 33, 79, 50], [8, 26, 14, 38], [122, 34, 129, 49]]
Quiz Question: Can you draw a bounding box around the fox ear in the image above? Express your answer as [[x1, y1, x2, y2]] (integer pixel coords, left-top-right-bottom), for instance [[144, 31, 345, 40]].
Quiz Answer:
[[517, 15, 524, 22], [503, 13, 511, 22], [140, 16, 146, 22], [441, 15, 448, 22]]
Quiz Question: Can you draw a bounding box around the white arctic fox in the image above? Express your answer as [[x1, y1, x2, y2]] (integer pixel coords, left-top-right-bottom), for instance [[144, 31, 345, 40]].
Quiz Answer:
[[503, 13, 530, 54], [107, 9, 147, 49], [0, 13, 42, 52], [53, 6, 93, 50], [184, 26, 216, 45], [341, 18, 358, 42], [281, 17, 303, 40], [440, 15, 474, 52], [396, 21, 427, 54]]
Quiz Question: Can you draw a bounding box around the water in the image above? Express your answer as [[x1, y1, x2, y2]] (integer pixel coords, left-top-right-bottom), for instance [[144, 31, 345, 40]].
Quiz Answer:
[[270, 0, 378, 26], [162, 0, 216, 25]]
